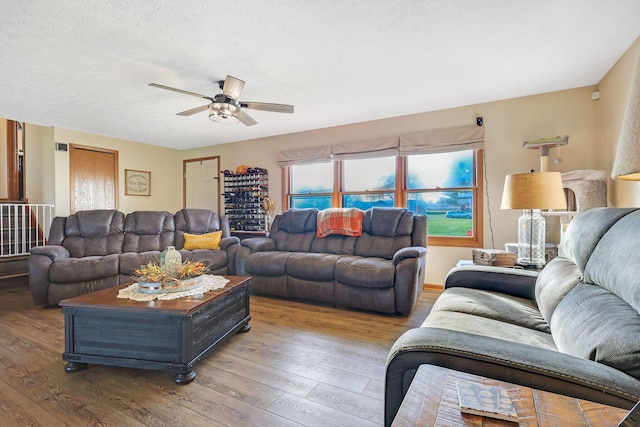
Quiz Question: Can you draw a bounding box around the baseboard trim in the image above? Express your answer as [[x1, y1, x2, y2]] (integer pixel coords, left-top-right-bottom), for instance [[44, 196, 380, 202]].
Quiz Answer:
[[423, 283, 444, 290]]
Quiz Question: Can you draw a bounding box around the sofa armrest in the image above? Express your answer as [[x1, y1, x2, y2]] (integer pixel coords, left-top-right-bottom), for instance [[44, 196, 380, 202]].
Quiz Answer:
[[240, 237, 276, 253], [392, 246, 427, 266], [384, 327, 640, 427], [220, 236, 240, 250], [29, 245, 70, 261], [444, 265, 539, 300]]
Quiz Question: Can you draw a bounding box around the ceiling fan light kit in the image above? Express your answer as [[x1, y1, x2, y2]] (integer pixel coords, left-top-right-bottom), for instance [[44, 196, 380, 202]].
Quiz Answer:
[[209, 102, 240, 124], [150, 75, 294, 127]]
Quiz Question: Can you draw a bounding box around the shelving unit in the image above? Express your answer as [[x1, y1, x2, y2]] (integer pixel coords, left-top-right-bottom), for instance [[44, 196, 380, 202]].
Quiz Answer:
[[222, 168, 268, 232]]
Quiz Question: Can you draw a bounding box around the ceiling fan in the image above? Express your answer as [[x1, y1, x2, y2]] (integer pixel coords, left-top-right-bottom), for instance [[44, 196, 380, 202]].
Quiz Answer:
[[149, 75, 294, 126]]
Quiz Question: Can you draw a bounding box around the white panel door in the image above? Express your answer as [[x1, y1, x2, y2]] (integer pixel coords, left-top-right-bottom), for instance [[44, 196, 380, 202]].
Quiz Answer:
[[185, 158, 219, 213]]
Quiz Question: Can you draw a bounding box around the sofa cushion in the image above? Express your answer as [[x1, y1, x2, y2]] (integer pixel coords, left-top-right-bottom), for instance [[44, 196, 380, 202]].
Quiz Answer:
[[175, 208, 227, 249], [362, 207, 412, 237], [335, 256, 395, 288], [355, 208, 414, 259], [245, 251, 292, 276], [119, 251, 161, 277], [63, 210, 125, 257], [558, 207, 636, 272], [435, 287, 550, 333], [123, 211, 175, 253], [582, 209, 640, 313], [551, 283, 640, 380], [287, 253, 343, 281], [183, 231, 222, 250], [180, 248, 228, 271], [310, 234, 357, 255], [423, 311, 558, 351], [50, 254, 120, 282], [535, 257, 583, 324], [278, 208, 318, 233]]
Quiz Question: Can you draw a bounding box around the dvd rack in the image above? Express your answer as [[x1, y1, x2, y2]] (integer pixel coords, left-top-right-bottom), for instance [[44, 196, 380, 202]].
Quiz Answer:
[[222, 168, 268, 232]]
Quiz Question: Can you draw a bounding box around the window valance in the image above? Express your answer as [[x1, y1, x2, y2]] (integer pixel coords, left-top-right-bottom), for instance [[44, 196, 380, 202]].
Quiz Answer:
[[331, 137, 399, 160], [277, 124, 483, 166], [399, 124, 484, 155], [276, 145, 332, 167]]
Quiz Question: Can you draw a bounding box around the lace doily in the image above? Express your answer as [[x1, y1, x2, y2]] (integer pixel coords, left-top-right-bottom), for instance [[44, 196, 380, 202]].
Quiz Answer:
[[117, 275, 230, 301]]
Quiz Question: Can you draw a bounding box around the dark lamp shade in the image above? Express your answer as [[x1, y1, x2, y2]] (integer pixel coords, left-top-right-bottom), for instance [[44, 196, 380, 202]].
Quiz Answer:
[[501, 172, 567, 210]]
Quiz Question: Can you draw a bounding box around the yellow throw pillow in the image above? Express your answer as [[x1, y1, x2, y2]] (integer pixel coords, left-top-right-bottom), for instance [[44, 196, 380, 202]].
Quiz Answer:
[[183, 231, 222, 250]]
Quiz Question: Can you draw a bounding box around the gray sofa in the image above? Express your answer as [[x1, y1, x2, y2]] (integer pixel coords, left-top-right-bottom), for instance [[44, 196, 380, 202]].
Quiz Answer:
[[385, 207, 640, 426], [235, 207, 428, 314], [29, 208, 239, 306]]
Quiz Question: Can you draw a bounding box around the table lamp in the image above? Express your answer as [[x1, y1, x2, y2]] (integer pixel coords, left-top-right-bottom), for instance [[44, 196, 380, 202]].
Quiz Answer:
[[501, 171, 567, 267]]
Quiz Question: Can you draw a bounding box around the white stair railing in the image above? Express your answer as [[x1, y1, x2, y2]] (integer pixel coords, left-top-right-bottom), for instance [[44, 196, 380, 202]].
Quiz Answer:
[[0, 203, 55, 257]]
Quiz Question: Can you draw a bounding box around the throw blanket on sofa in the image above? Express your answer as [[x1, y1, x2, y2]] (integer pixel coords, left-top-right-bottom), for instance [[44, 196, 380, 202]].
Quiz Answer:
[[316, 208, 364, 237]]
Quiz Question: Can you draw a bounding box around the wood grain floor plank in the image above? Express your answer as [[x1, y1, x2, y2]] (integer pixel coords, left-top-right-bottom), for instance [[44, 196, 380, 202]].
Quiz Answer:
[[0, 287, 439, 426], [268, 392, 381, 427]]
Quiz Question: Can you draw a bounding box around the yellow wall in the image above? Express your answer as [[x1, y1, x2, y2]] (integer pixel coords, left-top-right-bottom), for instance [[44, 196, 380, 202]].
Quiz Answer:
[[599, 36, 640, 206]]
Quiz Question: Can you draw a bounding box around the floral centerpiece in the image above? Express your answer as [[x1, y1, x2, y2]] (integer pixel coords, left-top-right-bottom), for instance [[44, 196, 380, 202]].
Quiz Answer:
[[133, 259, 209, 293]]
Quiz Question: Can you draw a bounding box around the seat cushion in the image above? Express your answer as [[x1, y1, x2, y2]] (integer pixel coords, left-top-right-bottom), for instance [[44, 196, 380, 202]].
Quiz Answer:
[[245, 251, 293, 276], [335, 256, 395, 288], [50, 254, 120, 282], [287, 252, 343, 281], [435, 287, 550, 333]]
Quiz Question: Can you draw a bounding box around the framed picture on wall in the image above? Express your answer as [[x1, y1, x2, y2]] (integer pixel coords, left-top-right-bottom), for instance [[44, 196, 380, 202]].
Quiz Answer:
[[125, 169, 151, 196]]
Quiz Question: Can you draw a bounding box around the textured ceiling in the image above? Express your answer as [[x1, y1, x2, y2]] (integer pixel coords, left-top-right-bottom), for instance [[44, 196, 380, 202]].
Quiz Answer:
[[0, 1, 639, 150]]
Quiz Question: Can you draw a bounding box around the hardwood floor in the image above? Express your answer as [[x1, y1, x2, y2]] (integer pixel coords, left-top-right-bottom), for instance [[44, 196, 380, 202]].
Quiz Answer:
[[0, 286, 440, 426]]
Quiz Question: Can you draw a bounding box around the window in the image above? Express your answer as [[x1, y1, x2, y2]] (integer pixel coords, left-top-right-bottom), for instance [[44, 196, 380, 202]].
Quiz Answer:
[[289, 162, 333, 209], [284, 149, 483, 247], [342, 156, 395, 208]]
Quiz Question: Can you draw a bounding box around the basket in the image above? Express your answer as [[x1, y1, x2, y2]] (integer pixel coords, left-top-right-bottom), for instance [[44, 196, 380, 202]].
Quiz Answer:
[[472, 249, 517, 267]]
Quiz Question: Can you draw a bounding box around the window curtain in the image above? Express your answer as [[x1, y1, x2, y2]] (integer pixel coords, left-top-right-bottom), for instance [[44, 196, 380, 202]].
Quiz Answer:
[[399, 124, 484, 155]]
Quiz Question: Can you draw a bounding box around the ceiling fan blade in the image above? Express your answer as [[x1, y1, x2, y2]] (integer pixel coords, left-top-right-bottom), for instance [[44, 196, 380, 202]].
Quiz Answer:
[[237, 109, 258, 126], [222, 75, 245, 99], [176, 104, 210, 116], [149, 83, 211, 100], [240, 101, 294, 114]]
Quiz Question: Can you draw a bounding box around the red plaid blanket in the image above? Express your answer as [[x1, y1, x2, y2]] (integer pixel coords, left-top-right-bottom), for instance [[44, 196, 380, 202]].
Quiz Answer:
[[316, 208, 365, 238]]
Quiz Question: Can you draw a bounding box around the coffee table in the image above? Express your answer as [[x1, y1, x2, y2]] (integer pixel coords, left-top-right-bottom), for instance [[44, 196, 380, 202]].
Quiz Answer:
[[391, 364, 627, 426], [60, 275, 251, 384]]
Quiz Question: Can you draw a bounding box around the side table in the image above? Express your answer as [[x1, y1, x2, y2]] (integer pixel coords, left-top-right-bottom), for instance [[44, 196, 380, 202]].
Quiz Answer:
[[391, 364, 627, 426]]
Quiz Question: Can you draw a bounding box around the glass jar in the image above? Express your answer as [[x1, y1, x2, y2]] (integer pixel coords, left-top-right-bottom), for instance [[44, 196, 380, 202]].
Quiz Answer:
[[160, 246, 182, 275]]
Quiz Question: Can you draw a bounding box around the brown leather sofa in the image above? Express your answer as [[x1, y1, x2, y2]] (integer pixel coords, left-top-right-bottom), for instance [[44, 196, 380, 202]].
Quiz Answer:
[[29, 208, 239, 306], [235, 207, 428, 314]]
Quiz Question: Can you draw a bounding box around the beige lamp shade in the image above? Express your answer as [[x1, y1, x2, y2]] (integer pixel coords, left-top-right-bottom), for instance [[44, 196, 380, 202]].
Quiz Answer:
[[611, 51, 640, 180], [501, 172, 567, 210]]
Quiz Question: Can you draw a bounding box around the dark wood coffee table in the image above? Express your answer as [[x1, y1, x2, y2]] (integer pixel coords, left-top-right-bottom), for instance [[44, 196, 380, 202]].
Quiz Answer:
[[60, 275, 251, 384]]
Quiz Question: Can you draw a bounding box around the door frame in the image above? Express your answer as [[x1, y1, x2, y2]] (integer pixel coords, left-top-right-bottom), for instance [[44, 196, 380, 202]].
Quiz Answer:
[[5, 120, 24, 201], [183, 156, 221, 214]]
